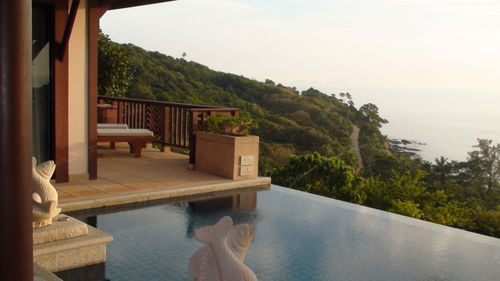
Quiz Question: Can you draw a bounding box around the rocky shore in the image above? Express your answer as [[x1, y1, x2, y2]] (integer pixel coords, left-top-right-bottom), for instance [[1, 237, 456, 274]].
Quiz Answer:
[[389, 138, 426, 157]]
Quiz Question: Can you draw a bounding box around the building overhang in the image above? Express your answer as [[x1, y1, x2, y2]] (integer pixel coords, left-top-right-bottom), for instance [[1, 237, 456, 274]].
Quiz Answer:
[[33, 0, 174, 11], [109, 0, 175, 10]]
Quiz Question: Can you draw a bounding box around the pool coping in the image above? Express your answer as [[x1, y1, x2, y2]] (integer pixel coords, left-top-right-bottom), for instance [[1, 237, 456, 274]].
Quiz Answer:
[[60, 176, 271, 212]]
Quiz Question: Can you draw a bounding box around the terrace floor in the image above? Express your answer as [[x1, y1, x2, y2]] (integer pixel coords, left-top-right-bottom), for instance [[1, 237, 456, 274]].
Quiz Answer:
[[56, 143, 270, 212]]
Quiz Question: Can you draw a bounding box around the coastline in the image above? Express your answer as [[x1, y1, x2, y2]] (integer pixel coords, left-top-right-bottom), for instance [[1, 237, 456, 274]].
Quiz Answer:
[[388, 138, 427, 158]]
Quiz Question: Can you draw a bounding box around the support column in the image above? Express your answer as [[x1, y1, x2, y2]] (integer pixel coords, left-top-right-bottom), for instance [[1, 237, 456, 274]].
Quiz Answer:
[[88, 0, 109, 180], [54, 0, 70, 183], [0, 0, 34, 280], [88, 0, 100, 179]]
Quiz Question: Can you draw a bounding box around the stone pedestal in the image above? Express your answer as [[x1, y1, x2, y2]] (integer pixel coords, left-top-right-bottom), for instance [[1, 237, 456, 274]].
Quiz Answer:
[[33, 215, 88, 245], [33, 214, 113, 273]]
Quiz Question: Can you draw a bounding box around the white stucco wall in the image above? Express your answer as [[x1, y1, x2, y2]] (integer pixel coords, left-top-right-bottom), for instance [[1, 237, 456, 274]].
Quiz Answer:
[[68, 0, 88, 175]]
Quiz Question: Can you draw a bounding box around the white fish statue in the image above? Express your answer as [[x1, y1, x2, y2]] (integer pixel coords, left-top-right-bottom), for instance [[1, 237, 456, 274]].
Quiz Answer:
[[188, 216, 258, 281], [32, 157, 61, 228]]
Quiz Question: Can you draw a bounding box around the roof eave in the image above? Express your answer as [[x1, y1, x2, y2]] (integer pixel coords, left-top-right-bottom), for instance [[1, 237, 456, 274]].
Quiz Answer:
[[109, 0, 175, 11]]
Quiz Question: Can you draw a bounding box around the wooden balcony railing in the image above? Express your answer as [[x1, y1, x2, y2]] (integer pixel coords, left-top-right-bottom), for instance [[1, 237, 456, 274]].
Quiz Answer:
[[97, 96, 240, 164]]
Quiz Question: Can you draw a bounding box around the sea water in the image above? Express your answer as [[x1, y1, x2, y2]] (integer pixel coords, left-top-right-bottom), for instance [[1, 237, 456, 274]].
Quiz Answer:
[[353, 88, 500, 162]]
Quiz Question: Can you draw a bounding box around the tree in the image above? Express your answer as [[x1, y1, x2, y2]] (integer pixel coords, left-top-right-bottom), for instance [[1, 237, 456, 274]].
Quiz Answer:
[[358, 103, 388, 128], [390, 200, 423, 219], [467, 139, 499, 192], [264, 79, 275, 86], [431, 156, 452, 183], [271, 152, 365, 204], [473, 209, 500, 237], [98, 31, 133, 97]]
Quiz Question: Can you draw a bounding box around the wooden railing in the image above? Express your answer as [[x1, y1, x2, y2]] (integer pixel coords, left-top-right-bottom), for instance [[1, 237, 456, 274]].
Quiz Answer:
[[97, 96, 240, 163]]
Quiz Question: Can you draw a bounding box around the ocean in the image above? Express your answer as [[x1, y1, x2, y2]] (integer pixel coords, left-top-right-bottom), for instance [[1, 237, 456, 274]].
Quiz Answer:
[[352, 88, 500, 162]]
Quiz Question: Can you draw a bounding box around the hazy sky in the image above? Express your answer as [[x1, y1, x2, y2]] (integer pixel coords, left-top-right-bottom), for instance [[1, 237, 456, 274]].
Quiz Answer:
[[102, 0, 500, 96]]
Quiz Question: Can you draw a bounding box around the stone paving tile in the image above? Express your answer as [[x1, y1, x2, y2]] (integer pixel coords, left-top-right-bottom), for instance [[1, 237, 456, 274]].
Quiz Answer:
[[117, 180, 168, 191], [64, 187, 106, 199], [85, 179, 136, 194], [57, 191, 75, 201], [58, 184, 95, 193]]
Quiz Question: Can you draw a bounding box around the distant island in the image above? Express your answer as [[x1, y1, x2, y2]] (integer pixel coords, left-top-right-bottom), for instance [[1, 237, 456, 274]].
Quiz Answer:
[[99, 32, 499, 238]]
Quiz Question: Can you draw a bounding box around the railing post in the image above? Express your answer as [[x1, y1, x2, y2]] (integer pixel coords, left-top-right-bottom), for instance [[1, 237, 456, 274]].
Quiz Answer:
[[117, 101, 122, 124], [189, 111, 198, 164], [162, 106, 170, 152]]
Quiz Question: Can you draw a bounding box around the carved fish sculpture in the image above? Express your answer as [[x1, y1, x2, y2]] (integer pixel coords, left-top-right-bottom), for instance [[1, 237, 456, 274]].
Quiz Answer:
[[32, 157, 61, 228], [188, 216, 258, 281]]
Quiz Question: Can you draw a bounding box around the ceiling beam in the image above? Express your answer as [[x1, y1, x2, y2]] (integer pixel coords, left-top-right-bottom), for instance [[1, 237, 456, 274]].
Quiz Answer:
[[96, 0, 114, 18], [56, 0, 80, 60]]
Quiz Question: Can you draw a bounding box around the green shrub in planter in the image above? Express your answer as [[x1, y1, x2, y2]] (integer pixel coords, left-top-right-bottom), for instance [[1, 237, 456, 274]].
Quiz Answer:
[[205, 115, 257, 136]]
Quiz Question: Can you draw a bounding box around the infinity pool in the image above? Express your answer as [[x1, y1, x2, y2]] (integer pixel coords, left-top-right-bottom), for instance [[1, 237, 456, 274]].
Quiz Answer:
[[73, 185, 500, 281]]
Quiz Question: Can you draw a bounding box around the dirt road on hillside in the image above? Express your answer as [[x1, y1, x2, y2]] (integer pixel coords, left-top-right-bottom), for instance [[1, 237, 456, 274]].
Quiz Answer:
[[350, 125, 364, 174]]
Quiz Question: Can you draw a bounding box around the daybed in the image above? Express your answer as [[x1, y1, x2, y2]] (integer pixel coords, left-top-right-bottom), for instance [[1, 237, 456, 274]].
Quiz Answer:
[[97, 127, 155, 157]]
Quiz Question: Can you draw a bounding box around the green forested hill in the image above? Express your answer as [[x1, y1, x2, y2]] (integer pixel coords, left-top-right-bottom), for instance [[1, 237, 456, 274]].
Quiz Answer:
[[99, 34, 388, 173], [99, 33, 499, 238]]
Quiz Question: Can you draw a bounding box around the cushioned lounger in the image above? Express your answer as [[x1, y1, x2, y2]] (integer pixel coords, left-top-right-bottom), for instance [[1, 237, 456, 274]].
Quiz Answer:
[[97, 123, 128, 129], [97, 128, 155, 157]]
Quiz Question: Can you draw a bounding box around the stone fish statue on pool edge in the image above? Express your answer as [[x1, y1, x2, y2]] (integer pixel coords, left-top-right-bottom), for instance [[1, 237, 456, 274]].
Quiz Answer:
[[32, 157, 61, 228], [188, 216, 258, 281]]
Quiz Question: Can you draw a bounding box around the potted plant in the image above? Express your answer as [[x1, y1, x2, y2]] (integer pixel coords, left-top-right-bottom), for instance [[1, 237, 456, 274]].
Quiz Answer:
[[195, 115, 259, 179]]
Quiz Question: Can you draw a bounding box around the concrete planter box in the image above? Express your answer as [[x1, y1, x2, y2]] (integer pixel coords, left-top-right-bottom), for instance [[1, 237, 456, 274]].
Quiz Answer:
[[195, 131, 259, 179]]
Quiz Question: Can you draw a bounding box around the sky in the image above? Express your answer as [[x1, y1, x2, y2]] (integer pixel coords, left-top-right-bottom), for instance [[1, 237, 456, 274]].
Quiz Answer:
[[102, 0, 500, 95], [101, 0, 500, 160]]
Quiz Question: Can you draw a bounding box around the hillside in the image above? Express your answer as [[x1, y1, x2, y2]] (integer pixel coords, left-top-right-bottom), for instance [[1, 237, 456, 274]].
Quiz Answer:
[[98, 33, 389, 174]]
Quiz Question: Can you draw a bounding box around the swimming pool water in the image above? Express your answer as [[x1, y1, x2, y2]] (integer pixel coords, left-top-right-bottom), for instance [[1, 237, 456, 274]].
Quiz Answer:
[[87, 185, 500, 281]]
